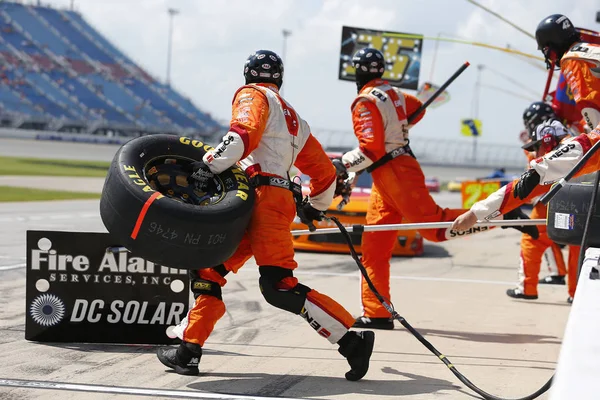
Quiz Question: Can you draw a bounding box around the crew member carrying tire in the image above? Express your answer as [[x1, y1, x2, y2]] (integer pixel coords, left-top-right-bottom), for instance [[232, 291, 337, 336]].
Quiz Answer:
[[156, 50, 375, 381]]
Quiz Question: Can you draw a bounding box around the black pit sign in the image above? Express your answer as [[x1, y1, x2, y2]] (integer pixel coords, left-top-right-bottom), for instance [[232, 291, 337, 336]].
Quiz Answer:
[[25, 230, 190, 344]]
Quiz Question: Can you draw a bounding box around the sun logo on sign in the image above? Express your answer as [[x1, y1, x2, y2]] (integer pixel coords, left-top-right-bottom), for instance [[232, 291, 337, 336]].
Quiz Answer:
[[30, 294, 65, 327]]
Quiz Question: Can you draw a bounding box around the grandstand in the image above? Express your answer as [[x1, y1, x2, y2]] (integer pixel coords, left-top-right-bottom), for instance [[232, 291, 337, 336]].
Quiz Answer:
[[0, 1, 224, 139]]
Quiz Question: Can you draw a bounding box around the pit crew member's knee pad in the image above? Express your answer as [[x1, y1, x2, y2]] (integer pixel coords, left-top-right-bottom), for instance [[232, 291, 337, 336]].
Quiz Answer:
[[258, 266, 311, 314], [190, 265, 230, 301]]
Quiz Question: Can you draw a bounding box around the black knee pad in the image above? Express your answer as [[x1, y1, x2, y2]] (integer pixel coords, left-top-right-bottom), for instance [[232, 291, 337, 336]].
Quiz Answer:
[[258, 266, 311, 314], [189, 265, 229, 300]]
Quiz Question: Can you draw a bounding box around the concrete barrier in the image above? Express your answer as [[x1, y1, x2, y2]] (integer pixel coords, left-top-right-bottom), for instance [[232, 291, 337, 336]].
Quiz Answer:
[[0, 127, 133, 145], [549, 247, 600, 400]]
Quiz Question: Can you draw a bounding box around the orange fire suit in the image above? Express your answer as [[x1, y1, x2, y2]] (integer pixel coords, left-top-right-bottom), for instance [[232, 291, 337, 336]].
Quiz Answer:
[[471, 40, 600, 299], [468, 166, 584, 299], [521, 150, 568, 283], [520, 82, 590, 283], [470, 130, 600, 300], [174, 83, 355, 346], [528, 41, 600, 186], [473, 38, 600, 216], [340, 78, 472, 318], [560, 42, 600, 132], [515, 39, 600, 298], [519, 201, 578, 297]]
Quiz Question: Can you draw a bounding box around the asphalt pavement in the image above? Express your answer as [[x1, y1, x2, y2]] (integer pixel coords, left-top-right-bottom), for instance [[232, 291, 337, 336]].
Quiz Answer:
[[0, 137, 566, 399], [0, 198, 569, 400]]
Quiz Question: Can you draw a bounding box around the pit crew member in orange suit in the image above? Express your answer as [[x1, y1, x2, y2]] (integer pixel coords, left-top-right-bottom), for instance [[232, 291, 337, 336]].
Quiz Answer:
[[156, 50, 375, 381], [332, 48, 537, 330], [522, 75, 591, 286], [521, 150, 569, 287], [452, 14, 600, 247], [453, 119, 581, 303], [508, 14, 600, 192], [503, 104, 580, 301], [522, 103, 571, 287]]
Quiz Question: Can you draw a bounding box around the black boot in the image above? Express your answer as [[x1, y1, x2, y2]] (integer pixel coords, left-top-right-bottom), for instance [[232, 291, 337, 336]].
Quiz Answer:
[[506, 288, 538, 300], [337, 330, 375, 381], [352, 316, 394, 330], [156, 341, 202, 376], [539, 275, 566, 285]]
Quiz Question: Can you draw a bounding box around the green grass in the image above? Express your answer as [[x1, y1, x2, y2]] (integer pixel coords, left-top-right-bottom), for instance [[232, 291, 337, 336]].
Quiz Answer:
[[0, 186, 101, 202], [0, 156, 109, 177]]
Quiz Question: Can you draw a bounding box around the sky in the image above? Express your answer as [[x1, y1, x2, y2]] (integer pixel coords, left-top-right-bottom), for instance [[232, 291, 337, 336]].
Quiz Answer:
[[32, 0, 599, 147]]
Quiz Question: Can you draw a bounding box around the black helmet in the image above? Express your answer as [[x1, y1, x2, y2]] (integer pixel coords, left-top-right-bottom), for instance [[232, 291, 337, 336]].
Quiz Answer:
[[522, 102, 557, 150], [535, 14, 581, 69], [523, 101, 556, 134], [244, 50, 284, 89], [352, 47, 385, 91]]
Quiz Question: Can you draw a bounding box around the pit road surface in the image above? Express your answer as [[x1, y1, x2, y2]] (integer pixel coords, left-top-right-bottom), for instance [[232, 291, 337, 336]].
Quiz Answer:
[[0, 195, 569, 400]]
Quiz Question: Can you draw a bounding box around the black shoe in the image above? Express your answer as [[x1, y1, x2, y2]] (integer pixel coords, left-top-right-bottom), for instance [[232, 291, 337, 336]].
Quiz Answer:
[[567, 296, 573, 304], [156, 341, 202, 376], [352, 316, 394, 330], [338, 330, 375, 381], [506, 288, 538, 300], [539, 275, 566, 285]]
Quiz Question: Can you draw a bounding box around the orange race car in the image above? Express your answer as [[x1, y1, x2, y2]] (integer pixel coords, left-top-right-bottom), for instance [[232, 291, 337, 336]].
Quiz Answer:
[[291, 155, 424, 256]]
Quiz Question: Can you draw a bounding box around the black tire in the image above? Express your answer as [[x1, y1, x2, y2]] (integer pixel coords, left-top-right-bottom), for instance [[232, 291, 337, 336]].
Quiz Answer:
[[547, 182, 600, 246], [100, 134, 255, 270]]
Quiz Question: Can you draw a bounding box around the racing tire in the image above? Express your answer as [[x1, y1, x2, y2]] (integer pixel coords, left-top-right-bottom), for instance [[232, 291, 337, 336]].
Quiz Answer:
[[99, 134, 255, 270], [547, 182, 600, 247]]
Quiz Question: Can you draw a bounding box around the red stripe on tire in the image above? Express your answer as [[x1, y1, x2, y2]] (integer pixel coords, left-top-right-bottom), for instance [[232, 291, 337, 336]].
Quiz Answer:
[[130, 192, 162, 239]]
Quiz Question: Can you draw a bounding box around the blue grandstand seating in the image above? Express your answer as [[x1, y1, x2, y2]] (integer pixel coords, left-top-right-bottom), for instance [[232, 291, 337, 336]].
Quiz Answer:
[[34, 7, 114, 64], [0, 1, 223, 135], [0, 84, 44, 117], [86, 74, 168, 127], [152, 81, 220, 129], [1, 2, 74, 58], [124, 78, 198, 128], [14, 83, 69, 118], [0, 20, 36, 53], [65, 10, 133, 65], [24, 72, 85, 117]]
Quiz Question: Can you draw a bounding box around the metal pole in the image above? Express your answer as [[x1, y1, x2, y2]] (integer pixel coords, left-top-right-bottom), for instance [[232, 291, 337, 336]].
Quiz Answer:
[[472, 64, 483, 162], [281, 29, 291, 96], [107, 218, 548, 253], [166, 8, 179, 87], [290, 218, 547, 236], [542, 61, 555, 101]]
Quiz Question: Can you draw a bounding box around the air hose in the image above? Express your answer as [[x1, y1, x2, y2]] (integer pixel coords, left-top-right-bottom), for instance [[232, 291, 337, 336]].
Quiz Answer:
[[327, 216, 553, 400]]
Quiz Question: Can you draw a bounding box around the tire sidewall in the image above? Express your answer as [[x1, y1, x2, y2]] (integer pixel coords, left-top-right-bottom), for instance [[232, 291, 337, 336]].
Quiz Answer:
[[100, 134, 255, 269]]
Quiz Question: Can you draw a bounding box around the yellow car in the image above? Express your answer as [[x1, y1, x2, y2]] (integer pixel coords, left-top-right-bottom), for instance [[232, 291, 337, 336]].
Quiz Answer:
[[291, 158, 424, 256], [447, 178, 466, 192]]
